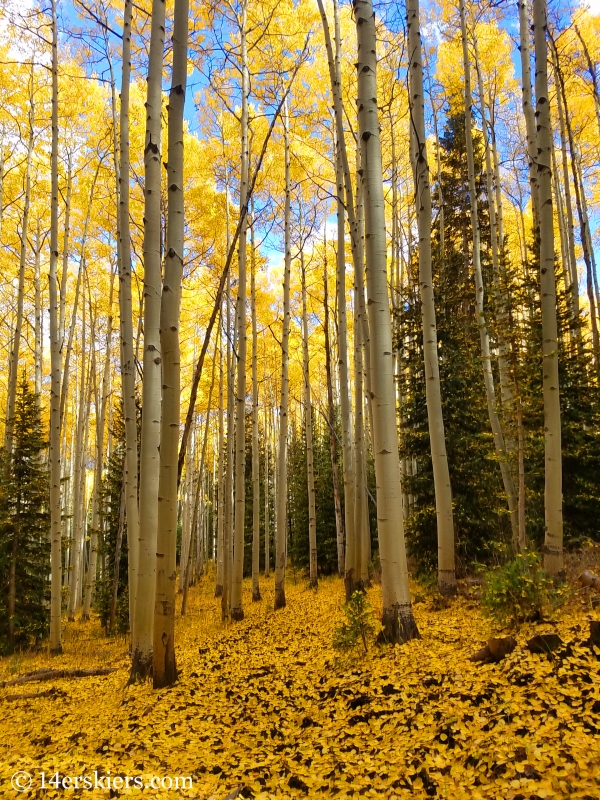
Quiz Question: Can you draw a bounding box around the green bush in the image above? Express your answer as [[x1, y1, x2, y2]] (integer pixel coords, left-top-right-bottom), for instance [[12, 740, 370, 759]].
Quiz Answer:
[[480, 551, 566, 627], [333, 591, 381, 654]]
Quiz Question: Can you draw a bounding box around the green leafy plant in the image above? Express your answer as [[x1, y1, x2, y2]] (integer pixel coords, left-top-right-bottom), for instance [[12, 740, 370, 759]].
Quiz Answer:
[[480, 550, 566, 627], [333, 591, 381, 654]]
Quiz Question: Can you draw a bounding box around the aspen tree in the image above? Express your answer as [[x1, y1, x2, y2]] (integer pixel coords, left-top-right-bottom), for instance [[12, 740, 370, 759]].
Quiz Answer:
[[251, 203, 261, 601], [215, 319, 225, 597], [460, 1, 518, 543], [518, 0, 539, 225], [4, 66, 33, 456], [407, 0, 456, 595], [118, 0, 140, 635], [34, 218, 42, 400], [222, 279, 235, 620], [49, 0, 62, 655], [323, 242, 344, 576], [533, 0, 563, 575], [354, 0, 418, 640], [231, 0, 250, 622], [274, 101, 292, 611], [300, 249, 318, 588], [130, 0, 166, 681], [154, 0, 188, 688], [264, 403, 270, 578]]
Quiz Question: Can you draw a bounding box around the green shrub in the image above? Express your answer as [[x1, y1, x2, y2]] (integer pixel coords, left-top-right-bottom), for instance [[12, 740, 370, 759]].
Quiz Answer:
[[333, 591, 381, 654], [480, 550, 566, 627]]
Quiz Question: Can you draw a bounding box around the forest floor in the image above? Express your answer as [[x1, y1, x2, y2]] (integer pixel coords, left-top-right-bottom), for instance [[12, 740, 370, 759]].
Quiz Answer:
[[2, 564, 600, 800]]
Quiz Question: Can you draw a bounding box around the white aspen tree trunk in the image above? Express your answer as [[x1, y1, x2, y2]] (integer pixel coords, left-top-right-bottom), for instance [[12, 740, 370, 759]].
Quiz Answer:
[[215, 320, 225, 596], [354, 167, 370, 589], [264, 403, 270, 578], [118, 0, 140, 638], [301, 250, 318, 588], [153, 0, 188, 688], [460, 3, 519, 545], [575, 24, 600, 140], [251, 203, 261, 600], [533, 0, 563, 576], [231, 0, 250, 621], [323, 245, 345, 576], [222, 279, 236, 620], [58, 159, 72, 352], [75, 349, 93, 615], [34, 217, 43, 400], [274, 102, 292, 611], [68, 299, 88, 621], [518, 0, 539, 226], [130, 0, 166, 681], [551, 145, 575, 329], [83, 270, 115, 619], [552, 50, 580, 325], [49, 0, 62, 655], [407, 0, 456, 595], [355, 0, 418, 640], [5, 73, 34, 454]]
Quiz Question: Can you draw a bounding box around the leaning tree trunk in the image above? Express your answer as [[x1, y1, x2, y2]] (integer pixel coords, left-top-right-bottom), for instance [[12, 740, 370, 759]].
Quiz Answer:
[[130, 0, 166, 682], [251, 203, 261, 601], [153, 0, 188, 689], [49, 0, 62, 655], [407, 0, 456, 595], [231, 0, 250, 622], [274, 101, 292, 611], [533, 0, 563, 576], [354, 0, 419, 641], [301, 250, 318, 588], [460, 1, 518, 545], [118, 0, 140, 638]]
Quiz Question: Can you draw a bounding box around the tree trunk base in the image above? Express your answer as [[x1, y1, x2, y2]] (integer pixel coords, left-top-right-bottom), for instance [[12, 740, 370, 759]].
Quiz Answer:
[[274, 581, 286, 610], [214, 584, 223, 598], [309, 577, 318, 589], [378, 604, 421, 644], [81, 613, 90, 621], [50, 644, 63, 656], [437, 570, 458, 597], [252, 588, 262, 601], [67, 613, 75, 622], [128, 649, 153, 685], [231, 606, 244, 621], [344, 570, 355, 602]]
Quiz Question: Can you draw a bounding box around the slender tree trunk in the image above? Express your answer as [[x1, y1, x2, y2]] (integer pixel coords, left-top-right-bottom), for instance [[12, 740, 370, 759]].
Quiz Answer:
[[58, 159, 72, 352], [34, 218, 43, 400], [118, 0, 140, 640], [5, 71, 34, 454], [533, 0, 563, 576], [300, 251, 318, 588], [461, 3, 518, 545], [231, 1, 250, 622], [251, 204, 261, 601], [83, 270, 115, 619], [109, 468, 127, 634], [49, 0, 62, 655], [323, 245, 344, 576], [130, 0, 166, 682], [518, 0, 539, 227], [407, 0, 456, 595], [215, 320, 225, 597], [222, 277, 236, 620], [153, 0, 187, 689], [264, 402, 270, 578], [274, 102, 292, 611], [355, 0, 418, 640]]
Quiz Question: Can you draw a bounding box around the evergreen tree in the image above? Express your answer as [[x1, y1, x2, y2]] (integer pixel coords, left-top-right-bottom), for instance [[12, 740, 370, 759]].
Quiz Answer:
[[0, 377, 50, 653]]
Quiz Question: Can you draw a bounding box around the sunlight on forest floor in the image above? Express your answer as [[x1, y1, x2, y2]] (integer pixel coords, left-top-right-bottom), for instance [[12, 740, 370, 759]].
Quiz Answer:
[[2, 573, 600, 799]]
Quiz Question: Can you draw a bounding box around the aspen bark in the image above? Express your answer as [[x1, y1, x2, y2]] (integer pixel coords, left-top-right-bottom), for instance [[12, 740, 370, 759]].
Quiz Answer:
[[264, 404, 270, 578], [460, 2, 518, 545], [34, 218, 43, 399], [5, 70, 34, 455], [407, 0, 456, 595], [222, 278, 236, 620], [231, 0, 250, 622], [118, 0, 140, 637], [251, 204, 261, 601], [215, 319, 225, 597], [533, 0, 563, 575], [58, 160, 72, 352], [518, 0, 539, 226], [49, 0, 62, 655], [153, 0, 187, 689], [130, 0, 166, 682], [274, 102, 292, 611], [355, 0, 418, 640], [301, 250, 318, 588]]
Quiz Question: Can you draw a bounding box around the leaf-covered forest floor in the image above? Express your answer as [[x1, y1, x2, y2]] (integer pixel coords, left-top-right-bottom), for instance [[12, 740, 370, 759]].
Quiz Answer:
[[2, 565, 600, 799]]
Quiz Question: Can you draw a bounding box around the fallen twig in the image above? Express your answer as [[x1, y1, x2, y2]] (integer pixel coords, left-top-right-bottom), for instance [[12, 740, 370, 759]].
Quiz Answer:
[[0, 667, 116, 689]]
